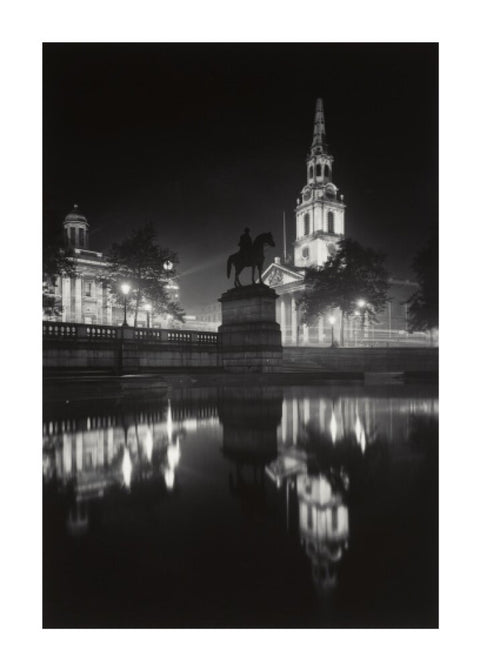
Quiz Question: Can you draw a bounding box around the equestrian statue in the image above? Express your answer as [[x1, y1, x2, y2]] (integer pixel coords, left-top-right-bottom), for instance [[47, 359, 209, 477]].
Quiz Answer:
[[227, 229, 275, 288]]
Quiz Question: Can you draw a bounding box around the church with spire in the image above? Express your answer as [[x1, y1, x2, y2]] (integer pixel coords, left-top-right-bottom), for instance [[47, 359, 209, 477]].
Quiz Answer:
[[262, 98, 418, 346], [262, 98, 347, 345]]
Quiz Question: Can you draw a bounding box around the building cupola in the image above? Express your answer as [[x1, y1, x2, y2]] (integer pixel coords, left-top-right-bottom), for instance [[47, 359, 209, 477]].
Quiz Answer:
[[63, 204, 89, 249]]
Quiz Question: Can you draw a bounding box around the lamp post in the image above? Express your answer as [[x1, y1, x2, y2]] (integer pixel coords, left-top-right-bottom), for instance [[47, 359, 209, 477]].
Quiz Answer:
[[357, 299, 366, 341], [328, 316, 336, 347], [354, 310, 360, 346], [121, 283, 131, 327], [145, 303, 152, 328]]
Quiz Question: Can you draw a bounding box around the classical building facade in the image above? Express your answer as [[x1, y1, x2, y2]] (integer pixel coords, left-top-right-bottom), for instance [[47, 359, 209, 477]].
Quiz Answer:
[[262, 98, 422, 346], [45, 205, 180, 327]]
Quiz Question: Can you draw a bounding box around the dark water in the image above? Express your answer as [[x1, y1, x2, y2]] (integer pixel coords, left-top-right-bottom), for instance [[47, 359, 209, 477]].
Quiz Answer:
[[43, 383, 438, 628]]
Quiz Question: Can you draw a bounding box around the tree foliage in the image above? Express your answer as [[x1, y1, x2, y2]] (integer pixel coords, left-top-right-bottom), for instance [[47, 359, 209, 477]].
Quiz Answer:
[[107, 223, 184, 326], [299, 238, 389, 345], [407, 232, 438, 333]]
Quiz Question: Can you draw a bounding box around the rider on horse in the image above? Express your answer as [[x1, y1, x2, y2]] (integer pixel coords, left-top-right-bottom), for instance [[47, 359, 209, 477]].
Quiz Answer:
[[238, 227, 253, 265]]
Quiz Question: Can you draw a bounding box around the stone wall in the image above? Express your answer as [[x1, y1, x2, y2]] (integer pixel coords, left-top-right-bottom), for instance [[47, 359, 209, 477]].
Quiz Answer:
[[43, 322, 220, 373], [283, 346, 438, 373]]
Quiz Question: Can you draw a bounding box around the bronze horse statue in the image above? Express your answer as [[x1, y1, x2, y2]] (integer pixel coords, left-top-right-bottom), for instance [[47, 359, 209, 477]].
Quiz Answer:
[[227, 232, 275, 287]]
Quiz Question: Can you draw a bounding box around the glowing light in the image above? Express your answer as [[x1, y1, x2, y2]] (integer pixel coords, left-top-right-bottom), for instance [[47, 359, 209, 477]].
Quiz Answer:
[[121, 282, 131, 295], [355, 414, 367, 454], [357, 299, 366, 308], [166, 400, 173, 444], [122, 448, 132, 489], [328, 316, 336, 325], [330, 411, 338, 444], [144, 303, 152, 312], [144, 428, 153, 461], [164, 468, 175, 490], [167, 438, 180, 469]]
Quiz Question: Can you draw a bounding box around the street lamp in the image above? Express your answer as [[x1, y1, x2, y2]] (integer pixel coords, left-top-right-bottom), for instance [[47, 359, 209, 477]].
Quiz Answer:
[[328, 316, 336, 347], [163, 260, 174, 272], [121, 283, 131, 327], [145, 303, 152, 328], [354, 310, 360, 346], [357, 299, 367, 341]]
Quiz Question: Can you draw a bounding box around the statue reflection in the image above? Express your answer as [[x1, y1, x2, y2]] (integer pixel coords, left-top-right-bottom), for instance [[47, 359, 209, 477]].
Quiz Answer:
[[218, 387, 283, 515]]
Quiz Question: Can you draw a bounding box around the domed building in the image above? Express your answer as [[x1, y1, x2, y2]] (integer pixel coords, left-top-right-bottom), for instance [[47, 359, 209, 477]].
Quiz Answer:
[[45, 204, 179, 326]]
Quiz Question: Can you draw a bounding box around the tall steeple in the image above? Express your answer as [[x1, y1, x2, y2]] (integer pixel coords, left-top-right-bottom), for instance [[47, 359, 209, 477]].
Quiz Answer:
[[293, 98, 346, 269], [311, 98, 327, 153]]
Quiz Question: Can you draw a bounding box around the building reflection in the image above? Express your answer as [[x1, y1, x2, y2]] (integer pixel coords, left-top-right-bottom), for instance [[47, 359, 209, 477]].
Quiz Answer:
[[43, 393, 220, 535], [279, 389, 438, 455], [267, 388, 438, 596]]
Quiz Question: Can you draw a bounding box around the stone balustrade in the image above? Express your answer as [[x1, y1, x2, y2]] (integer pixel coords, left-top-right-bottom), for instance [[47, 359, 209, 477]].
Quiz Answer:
[[43, 321, 218, 346], [43, 321, 219, 372]]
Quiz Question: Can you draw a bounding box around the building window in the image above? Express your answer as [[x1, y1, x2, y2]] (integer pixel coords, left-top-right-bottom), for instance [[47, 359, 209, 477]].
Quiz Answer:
[[304, 213, 310, 236], [324, 164, 330, 179], [307, 506, 313, 530], [327, 211, 335, 233], [302, 246, 309, 259], [79, 229, 85, 247], [308, 166, 313, 180], [85, 282, 92, 297], [316, 163, 321, 177], [70, 228, 76, 245]]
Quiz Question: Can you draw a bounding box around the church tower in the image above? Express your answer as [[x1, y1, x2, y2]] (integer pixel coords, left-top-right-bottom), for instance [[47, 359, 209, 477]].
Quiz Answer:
[[293, 99, 345, 268]]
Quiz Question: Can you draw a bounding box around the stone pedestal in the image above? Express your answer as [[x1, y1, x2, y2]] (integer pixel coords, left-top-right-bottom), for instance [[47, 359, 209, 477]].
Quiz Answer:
[[218, 284, 282, 373]]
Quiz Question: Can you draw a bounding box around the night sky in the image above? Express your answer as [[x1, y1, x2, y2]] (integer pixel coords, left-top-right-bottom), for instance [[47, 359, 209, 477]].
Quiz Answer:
[[43, 43, 438, 311]]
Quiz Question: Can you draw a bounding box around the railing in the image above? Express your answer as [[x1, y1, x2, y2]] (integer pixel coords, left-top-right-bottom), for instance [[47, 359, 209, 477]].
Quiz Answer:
[[43, 321, 218, 346], [134, 327, 163, 341], [86, 325, 118, 339], [43, 322, 77, 338]]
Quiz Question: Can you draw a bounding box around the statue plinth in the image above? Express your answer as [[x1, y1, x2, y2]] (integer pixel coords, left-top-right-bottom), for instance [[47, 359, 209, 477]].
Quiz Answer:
[[218, 284, 282, 373]]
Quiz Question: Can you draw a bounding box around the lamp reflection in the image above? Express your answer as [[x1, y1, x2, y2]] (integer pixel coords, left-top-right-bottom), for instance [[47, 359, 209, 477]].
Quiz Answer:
[[122, 447, 132, 489]]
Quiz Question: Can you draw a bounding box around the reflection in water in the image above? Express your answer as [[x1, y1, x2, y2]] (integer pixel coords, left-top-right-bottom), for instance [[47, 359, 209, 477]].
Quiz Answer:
[[266, 388, 438, 597], [297, 472, 349, 594], [43, 385, 438, 627], [43, 396, 218, 535], [218, 387, 283, 514], [266, 451, 349, 595]]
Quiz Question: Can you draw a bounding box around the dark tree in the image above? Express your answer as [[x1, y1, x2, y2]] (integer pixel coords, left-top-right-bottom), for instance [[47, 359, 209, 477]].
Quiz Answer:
[[407, 232, 438, 336], [107, 223, 184, 326], [43, 206, 76, 317], [299, 238, 389, 346]]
